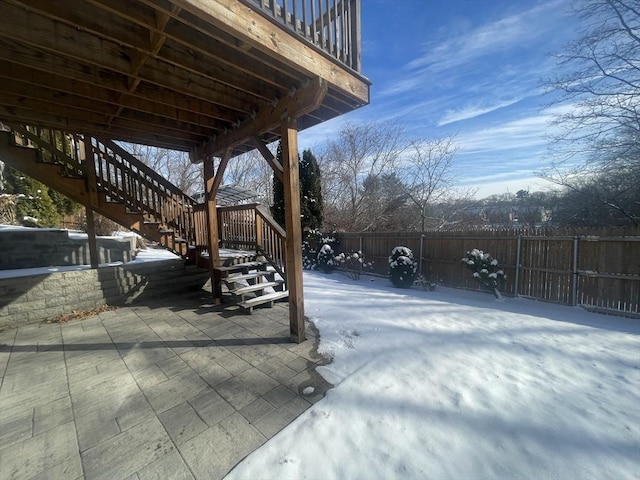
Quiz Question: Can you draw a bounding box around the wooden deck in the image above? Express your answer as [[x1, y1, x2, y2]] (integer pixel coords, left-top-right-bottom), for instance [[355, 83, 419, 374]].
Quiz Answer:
[[0, 0, 370, 343], [0, 0, 370, 154]]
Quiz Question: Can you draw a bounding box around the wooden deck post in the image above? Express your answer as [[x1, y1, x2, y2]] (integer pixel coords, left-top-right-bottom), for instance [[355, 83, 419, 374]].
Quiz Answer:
[[204, 156, 222, 303], [82, 138, 100, 269], [281, 116, 305, 343]]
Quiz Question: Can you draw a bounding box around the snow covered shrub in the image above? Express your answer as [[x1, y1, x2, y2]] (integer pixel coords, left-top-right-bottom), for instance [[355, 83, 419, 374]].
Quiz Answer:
[[462, 248, 506, 299], [317, 243, 338, 273], [335, 250, 374, 280], [302, 229, 338, 270], [388, 246, 418, 288]]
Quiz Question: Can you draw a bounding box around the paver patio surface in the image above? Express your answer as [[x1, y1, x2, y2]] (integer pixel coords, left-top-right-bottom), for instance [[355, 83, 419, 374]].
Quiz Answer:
[[0, 293, 330, 480]]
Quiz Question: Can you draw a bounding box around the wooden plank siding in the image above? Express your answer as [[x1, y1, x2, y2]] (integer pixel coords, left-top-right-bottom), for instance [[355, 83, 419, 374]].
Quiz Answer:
[[336, 228, 640, 317]]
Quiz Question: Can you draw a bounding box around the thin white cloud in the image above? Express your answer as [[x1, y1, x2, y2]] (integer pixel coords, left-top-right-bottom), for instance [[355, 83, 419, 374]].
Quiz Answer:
[[438, 97, 525, 126], [456, 103, 571, 154], [415, 0, 563, 71], [380, 0, 567, 98]]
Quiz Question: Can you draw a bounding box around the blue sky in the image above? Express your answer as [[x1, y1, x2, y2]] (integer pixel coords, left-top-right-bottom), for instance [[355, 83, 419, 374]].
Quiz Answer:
[[298, 0, 580, 198]]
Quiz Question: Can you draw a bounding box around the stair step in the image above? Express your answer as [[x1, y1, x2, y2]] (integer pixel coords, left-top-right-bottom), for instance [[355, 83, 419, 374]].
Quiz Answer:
[[239, 290, 289, 313], [230, 281, 282, 296], [214, 261, 265, 274], [222, 271, 274, 286]]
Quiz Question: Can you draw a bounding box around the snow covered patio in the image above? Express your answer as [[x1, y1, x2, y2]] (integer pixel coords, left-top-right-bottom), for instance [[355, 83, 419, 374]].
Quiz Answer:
[[229, 272, 640, 480]]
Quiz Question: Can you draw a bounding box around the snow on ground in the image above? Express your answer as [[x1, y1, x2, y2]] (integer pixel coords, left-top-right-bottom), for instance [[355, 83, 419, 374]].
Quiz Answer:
[[228, 271, 640, 480]]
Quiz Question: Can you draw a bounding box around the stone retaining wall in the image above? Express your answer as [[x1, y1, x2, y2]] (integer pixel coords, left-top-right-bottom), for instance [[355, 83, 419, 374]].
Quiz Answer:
[[0, 228, 136, 269], [0, 259, 211, 328]]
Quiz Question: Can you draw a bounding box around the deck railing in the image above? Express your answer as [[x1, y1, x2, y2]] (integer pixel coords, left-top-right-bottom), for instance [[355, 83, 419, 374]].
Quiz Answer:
[[244, 0, 361, 72], [218, 203, 287, 280]]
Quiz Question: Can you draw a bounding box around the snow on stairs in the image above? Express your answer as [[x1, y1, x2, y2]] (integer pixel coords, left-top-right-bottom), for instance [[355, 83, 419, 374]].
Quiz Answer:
[[216, 258, 288, 313]]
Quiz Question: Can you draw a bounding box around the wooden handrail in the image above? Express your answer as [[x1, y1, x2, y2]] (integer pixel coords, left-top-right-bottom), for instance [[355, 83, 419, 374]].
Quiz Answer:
[[7, 125, 288, 270], [9, 125, 84, 177], [217, 203, 287, 285], [87, 136, 199, 245], [8, 124, 204, 254], [255, 204, 287, 283]]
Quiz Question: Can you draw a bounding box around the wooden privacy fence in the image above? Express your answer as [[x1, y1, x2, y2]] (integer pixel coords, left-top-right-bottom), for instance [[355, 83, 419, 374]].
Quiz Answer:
[[336, 229, 640, 317]]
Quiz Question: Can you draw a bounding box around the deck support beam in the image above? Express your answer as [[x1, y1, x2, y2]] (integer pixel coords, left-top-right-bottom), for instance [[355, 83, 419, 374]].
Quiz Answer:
[[192, 77, 327, 161], [204, 153, 226, 304], [281, 116, 305, 343], [83, 138, 100, 269]]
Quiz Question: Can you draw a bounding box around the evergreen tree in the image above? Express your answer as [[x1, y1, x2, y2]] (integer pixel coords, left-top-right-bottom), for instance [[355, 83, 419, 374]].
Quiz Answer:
[[2, 166, 60, 226], [270, 144, 324, 231], [299, 149, 323, 230]]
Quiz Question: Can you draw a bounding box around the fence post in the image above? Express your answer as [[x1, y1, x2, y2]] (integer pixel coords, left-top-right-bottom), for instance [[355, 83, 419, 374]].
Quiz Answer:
[[514, 235, 522, 297], [571, 236, 579, 306], [419, 234, 425, 277]]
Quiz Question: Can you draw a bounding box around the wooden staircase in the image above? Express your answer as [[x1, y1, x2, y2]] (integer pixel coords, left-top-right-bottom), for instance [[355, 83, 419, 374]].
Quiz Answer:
[[0, 125, 200, 258], [218, 260, 288, 313], [0, 124, 288, 312]]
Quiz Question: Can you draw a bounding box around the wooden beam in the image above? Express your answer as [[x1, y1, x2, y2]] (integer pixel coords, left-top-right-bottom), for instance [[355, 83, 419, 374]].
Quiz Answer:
[[106, 3, 182, 126], [0, 4, 264, 113], [194, 77, 327, 161], [172, 0, 369, 104], [85, 208, 100, 269], [0, 78, 220, 138], [0, 58, 242, 126], [0, 105, 194, 151], [87, 0, 302, 90], [281, 116, 305, 343], [251, 136, 282, 182], [204, 156, 222, 303], [211, 149, 231, 199]]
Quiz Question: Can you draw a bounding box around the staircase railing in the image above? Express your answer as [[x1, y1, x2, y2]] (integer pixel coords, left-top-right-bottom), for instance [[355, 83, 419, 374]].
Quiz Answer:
[[88, 137, 199, 246], [9, 124, 84, 178], [255, 204, 286, 278], [218, 203, 287, 282], [6, 125, 286, 272], [6, 124, 204, 256]]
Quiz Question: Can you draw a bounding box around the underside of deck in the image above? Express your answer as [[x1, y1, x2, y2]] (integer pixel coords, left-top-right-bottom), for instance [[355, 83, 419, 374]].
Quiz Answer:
[[0, 0, 369, 154], [0, 0, 370, 343]]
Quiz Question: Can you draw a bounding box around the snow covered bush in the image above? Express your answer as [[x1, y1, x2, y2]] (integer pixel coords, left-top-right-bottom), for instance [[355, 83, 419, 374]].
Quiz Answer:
[[462, 248, 506, 299], [388, 246, 418, 288], [317, 243, 338, 273], [302, 229, 338, 270], [335, 250, 374, 280]]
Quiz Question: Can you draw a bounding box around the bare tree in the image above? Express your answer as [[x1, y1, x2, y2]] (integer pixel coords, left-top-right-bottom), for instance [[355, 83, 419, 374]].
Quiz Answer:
[[396, 136, 476, 230], [320, 121, 405, 230], [543, 0, 640, 225], [223, 149, 275, 205], [358, 172, 412, 231], [126, 144, 201, 196]]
